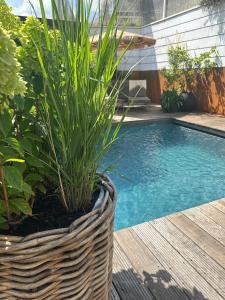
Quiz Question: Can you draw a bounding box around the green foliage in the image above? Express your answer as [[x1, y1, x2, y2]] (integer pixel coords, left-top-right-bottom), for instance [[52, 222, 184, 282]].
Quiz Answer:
[[0, 20, 47, 228], [0, 0, 128, 229], [17, 16, 63, 99], [160, 89, 183, 113], [201, 0, 223, 7], [0, 0, 21, 39], [34, 0, 128, 212], [0, 25, 26, 97], [162, 45, 218, 92], [192, 48, 218, 76], [0, 103, 47, 228], [17, 17, 50, 81], [0, 2, 51, 229]]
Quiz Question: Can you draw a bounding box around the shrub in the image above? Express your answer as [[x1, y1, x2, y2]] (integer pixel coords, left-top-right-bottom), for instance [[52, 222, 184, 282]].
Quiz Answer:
[[0, 0, 21, 39], [0, 0, 129, 229], [0, 22, 46, 229], [160, 89, 183, 113], [0, 25, 26, 97], [162, 45, 218, 92], [17, 17, 57, 81]]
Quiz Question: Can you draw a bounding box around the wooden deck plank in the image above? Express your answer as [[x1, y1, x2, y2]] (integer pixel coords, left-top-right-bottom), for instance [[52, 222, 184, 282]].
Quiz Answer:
[[211, 199, 225, 214], [151, 217, 225, 298], [184, 207, 225, 246], [115, 229, 190, 300], [113, 239, 154, 300], [199, 203, 225, 229], [113, 199, 225, 300], [168, 212, 225, 270], [112, 285, 121, 300], [133, 222, 224, 300]]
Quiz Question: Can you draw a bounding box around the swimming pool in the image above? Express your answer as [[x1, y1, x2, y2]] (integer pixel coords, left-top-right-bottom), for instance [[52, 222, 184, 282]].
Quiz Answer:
[[101, 122, 225, 231]]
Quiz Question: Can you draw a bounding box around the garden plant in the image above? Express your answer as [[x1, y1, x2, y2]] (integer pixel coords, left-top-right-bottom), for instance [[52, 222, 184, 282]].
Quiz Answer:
[[0, 0, 130, 298], [0, 0, 128, 233], [161, 45, 218, 112]]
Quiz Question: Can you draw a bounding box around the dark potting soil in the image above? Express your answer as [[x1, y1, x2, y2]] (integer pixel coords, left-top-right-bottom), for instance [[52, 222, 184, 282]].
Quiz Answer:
[[0, 190, 99, 237]]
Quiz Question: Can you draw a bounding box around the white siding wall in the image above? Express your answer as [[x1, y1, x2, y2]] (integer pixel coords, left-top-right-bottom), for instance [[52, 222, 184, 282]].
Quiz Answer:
[[118, 3, 225, 71]]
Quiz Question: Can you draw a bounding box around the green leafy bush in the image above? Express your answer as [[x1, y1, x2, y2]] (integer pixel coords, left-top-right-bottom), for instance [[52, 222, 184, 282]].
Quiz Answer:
[[0, 18, 47, 229], [0, 97, 45, 228], [0, 25, 26, 97], [0, 94, 48, 228], [0, 0, 21, 39], [17, 17, 55, 81], [0, 0, 129, 229], [162, 45, 218, 92], [160, 89, 183, 113]]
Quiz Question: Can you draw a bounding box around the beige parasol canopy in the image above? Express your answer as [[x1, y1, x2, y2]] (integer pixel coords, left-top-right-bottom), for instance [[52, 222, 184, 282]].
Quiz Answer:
[[91, 29, 156, 50]]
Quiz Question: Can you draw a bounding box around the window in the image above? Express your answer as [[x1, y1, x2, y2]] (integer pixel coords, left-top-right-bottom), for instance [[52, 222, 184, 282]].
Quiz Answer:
[[141, 0, 164, 24], [166, 0, 200, 17], [99, 0, 201, 27]]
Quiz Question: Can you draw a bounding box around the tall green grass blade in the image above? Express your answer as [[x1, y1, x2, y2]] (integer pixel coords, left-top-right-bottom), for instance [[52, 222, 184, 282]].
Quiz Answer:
[[34, 0, 131, 212]]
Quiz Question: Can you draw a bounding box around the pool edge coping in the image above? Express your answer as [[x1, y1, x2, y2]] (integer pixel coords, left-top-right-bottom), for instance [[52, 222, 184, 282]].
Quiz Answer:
[[173, 118, 225, 138], [115, 197, 225, 232], [115, 115, 225, 138]]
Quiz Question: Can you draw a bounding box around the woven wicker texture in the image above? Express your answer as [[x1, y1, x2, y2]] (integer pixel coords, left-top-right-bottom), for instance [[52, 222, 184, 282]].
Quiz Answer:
[[0, 177, 115, 300]]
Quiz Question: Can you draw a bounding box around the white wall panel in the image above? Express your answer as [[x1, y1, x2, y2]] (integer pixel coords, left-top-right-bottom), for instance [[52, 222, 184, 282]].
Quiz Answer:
[[118, 3, 225, 71]]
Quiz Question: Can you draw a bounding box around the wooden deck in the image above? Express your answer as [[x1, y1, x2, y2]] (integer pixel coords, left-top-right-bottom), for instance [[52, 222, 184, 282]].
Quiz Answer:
[[112, 198, 225, 300]]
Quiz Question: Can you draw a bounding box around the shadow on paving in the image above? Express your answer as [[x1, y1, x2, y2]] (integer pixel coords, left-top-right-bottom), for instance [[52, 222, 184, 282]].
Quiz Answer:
[[113, 269, 210, 300]]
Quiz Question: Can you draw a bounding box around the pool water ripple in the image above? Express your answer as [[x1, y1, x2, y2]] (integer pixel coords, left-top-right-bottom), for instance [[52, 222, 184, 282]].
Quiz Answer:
[[100, 123, 225, 230]]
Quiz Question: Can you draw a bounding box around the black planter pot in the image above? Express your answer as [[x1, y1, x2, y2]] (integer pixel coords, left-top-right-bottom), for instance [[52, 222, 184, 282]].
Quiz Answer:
[[181, 92, 197, 112], [168, 102, 179, 113]]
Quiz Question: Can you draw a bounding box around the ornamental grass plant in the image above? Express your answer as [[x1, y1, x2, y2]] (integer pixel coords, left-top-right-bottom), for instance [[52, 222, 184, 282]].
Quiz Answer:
[[34, 0, 129, 213], [0, 0, 130, 231]]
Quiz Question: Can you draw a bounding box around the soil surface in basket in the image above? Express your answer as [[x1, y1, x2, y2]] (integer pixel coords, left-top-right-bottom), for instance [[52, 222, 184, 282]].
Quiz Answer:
[[0, 189, 99, 237]]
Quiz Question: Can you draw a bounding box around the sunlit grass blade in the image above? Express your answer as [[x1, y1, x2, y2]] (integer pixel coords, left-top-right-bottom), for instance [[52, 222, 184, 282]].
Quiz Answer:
[[34, 0, 131, 212]]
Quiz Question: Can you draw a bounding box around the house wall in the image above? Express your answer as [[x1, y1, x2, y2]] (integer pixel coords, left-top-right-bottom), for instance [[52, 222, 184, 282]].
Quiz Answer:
[[118, 3, 225, 114]]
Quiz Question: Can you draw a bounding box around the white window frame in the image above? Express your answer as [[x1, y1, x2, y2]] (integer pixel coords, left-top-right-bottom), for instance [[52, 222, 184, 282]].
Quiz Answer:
[[116, 0, 201, 28]]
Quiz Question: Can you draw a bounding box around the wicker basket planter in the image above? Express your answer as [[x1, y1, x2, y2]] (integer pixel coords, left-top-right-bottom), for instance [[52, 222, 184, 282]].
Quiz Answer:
[[0, 176, 116, 300]]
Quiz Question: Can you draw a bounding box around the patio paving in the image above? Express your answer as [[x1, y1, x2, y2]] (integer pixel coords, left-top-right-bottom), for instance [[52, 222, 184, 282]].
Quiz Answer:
[[113, 198, 225, 300], [174, 113, 225, 137], [114, 105, 184, 124], [114, 105, 225, 136]]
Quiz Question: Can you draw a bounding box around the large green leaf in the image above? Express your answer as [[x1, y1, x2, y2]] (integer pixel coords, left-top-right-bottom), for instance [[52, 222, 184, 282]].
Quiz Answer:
[[19, 138, 33, 153], [5, 159, 25, 163], [25, 173, 43, 184], [13, 95, 25, 111], [36, 183, 47, 194], [9, 198, 32, 215], [4, 138, 24, 157], [0, 110, 12, 138], [0, 146, 17, 160], [21, 182, 34, 197], [26, 156, 43, 168], [24, 97, 36, 112], [3, 166, 23, 191]]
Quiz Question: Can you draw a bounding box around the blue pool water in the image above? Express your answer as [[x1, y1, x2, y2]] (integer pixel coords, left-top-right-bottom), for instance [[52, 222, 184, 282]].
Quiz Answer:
[[100, 123, 225, 231]]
